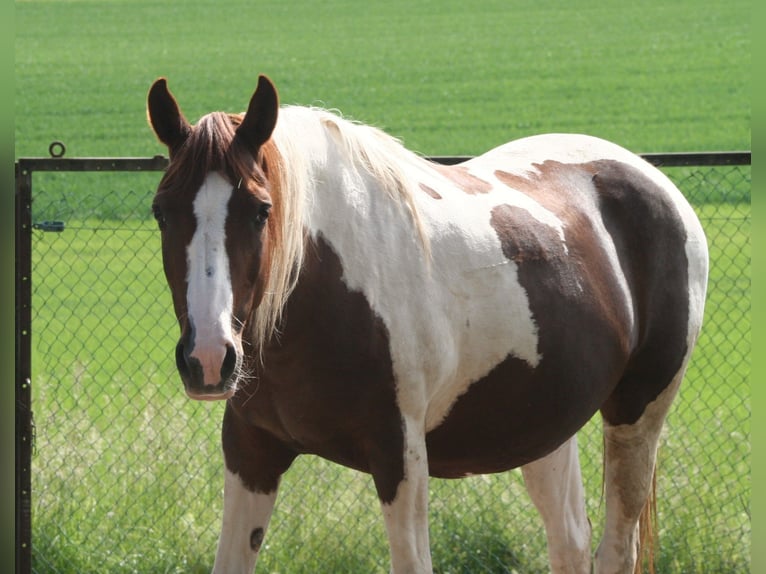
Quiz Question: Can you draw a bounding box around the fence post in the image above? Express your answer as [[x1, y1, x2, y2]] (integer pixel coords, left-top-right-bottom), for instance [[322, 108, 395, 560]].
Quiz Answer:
[[15, 162, 33, 574]]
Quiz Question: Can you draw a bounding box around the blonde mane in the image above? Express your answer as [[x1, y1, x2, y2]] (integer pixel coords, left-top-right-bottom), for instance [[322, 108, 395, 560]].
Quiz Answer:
[[251, 106, 430, 351]]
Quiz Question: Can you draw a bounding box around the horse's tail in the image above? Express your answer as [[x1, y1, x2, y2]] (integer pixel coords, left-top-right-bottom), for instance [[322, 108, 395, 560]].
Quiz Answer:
[[635, 467, 658, 574]]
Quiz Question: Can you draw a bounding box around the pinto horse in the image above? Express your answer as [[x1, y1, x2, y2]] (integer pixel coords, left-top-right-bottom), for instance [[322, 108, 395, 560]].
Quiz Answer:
[[147, 75, 708, 574]]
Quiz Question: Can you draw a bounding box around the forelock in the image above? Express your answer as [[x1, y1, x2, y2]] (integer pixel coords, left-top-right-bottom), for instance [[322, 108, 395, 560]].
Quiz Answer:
[[158, 112, 258, 197]]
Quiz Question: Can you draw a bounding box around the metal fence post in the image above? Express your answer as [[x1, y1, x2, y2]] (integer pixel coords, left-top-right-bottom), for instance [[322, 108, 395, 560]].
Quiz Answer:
[[15, 161, 34, 574]]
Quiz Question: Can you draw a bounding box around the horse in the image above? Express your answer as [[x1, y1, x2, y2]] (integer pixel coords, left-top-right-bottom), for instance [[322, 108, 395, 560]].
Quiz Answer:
[[147, 75, 708, 574]]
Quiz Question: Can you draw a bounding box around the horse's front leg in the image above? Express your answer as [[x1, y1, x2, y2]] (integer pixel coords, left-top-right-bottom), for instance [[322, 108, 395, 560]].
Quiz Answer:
[[371, 414, 433, 574], [212, 403, 297, 574], [521, 435, 591, 574], [212, 469, 279, 573]]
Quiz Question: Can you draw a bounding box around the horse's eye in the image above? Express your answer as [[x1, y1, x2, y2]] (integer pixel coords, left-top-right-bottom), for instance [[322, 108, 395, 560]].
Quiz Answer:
[[254, 203, 272, 227], [152, 205, 167, 230]]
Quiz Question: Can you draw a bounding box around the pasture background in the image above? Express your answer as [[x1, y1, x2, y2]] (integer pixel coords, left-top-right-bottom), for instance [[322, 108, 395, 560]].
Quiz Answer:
[[15, 0, 749, 158], [15, 0, 750, 573]]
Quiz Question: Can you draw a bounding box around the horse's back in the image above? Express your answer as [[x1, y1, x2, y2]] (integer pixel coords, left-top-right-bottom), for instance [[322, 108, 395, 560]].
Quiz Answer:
[[441, 132, 707, 341]]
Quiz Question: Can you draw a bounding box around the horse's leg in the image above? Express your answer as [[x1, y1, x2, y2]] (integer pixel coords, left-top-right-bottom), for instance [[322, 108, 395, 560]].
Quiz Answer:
[[521, 434, 591, 574], [372, 415, 433, 574], [212, 470, 279, 573], [595, 370, 684, 574], [212, 403, 296, 574]]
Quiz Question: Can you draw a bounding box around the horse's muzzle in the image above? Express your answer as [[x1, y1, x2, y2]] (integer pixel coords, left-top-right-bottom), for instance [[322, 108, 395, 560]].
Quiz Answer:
[[175, 338, 239, 400]]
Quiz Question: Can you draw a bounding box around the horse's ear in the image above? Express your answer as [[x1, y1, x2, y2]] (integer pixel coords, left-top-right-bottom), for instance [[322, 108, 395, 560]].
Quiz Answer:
[[236, 75, 279, 153], [147, 78, 192, 155]]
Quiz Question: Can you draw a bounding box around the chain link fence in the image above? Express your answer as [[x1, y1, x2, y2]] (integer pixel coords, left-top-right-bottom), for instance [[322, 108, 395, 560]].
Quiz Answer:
[[16, 154, 750, 573]]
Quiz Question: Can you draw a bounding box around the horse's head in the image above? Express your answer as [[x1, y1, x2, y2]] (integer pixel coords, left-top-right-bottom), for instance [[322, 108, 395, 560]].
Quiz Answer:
[[147, 76, 279, 400]]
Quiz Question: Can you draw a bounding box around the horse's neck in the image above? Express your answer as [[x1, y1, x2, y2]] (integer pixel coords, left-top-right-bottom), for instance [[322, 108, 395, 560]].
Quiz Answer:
[[274, 108, 430, 316]]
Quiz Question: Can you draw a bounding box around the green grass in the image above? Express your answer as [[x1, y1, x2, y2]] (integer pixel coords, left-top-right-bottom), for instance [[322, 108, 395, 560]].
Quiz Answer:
[[15, 0, 750, 220], [16, 0, 749, 160], [16, 0, 750, 572]]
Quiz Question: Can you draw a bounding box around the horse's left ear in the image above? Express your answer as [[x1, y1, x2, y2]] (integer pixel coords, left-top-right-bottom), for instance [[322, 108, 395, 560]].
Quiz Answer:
[[236, 75, 279, 153]]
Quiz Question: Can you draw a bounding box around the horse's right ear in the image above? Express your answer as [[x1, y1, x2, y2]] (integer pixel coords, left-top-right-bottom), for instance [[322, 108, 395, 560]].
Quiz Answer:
[[147, 78, 192, 155]]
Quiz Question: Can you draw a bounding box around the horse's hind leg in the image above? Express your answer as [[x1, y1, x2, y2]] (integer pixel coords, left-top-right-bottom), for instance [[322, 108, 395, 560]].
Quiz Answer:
[[521, 434, 591, 574], [595, 368, 685, 574]]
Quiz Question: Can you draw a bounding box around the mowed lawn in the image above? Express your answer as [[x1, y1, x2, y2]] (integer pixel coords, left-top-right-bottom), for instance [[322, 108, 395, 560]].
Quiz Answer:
[[15, 0, 749, 159], [16, 0, 749, 573]]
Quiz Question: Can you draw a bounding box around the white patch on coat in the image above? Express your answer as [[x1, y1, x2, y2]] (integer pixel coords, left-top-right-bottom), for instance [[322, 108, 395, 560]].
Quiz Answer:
[[187, 172, 236, 386], [213, 469, 278, 574], [299, 121, 550, 430]]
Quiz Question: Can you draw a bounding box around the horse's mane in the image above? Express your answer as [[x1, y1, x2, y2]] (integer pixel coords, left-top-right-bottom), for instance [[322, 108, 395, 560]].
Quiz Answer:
[[252, 106, 430, 351], [164, 106, 429, 352]]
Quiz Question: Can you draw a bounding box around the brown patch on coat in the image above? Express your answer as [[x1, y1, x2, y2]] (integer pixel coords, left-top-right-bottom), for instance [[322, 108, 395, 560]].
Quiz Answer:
[[433, 163, 494, 194], [224, 234, 405, 503], [488, 204, 566, 263], [419, 182, 442, 199], [427, 199, 630, 476], [250, 528, 265, 552], [494, 159, 689, 426], [495, 161, 636, 351], [588, 160, 690, 426]]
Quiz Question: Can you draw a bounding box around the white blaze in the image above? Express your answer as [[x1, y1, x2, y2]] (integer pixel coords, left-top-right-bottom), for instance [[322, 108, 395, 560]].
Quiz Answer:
[[187, 172, 235, 386]]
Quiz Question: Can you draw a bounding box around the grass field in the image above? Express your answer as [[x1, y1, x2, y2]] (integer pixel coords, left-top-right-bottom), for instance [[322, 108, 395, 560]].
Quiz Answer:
[[15, 0, 750, 572], [16, 0, 749, 159]]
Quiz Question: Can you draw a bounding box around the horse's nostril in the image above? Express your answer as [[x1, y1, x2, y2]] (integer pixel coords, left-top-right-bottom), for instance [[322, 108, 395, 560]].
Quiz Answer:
[[176, 340, 191, 377], [176, 334, 235, 393], [221, 343, 238, 381]]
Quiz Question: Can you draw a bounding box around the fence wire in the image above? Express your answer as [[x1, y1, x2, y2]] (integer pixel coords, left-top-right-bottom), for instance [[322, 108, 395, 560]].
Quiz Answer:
[[20, 160, 750, 573]]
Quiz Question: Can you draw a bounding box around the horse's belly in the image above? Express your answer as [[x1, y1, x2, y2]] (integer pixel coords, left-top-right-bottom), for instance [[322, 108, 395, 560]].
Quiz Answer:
[[424, 350, 614, 478]]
